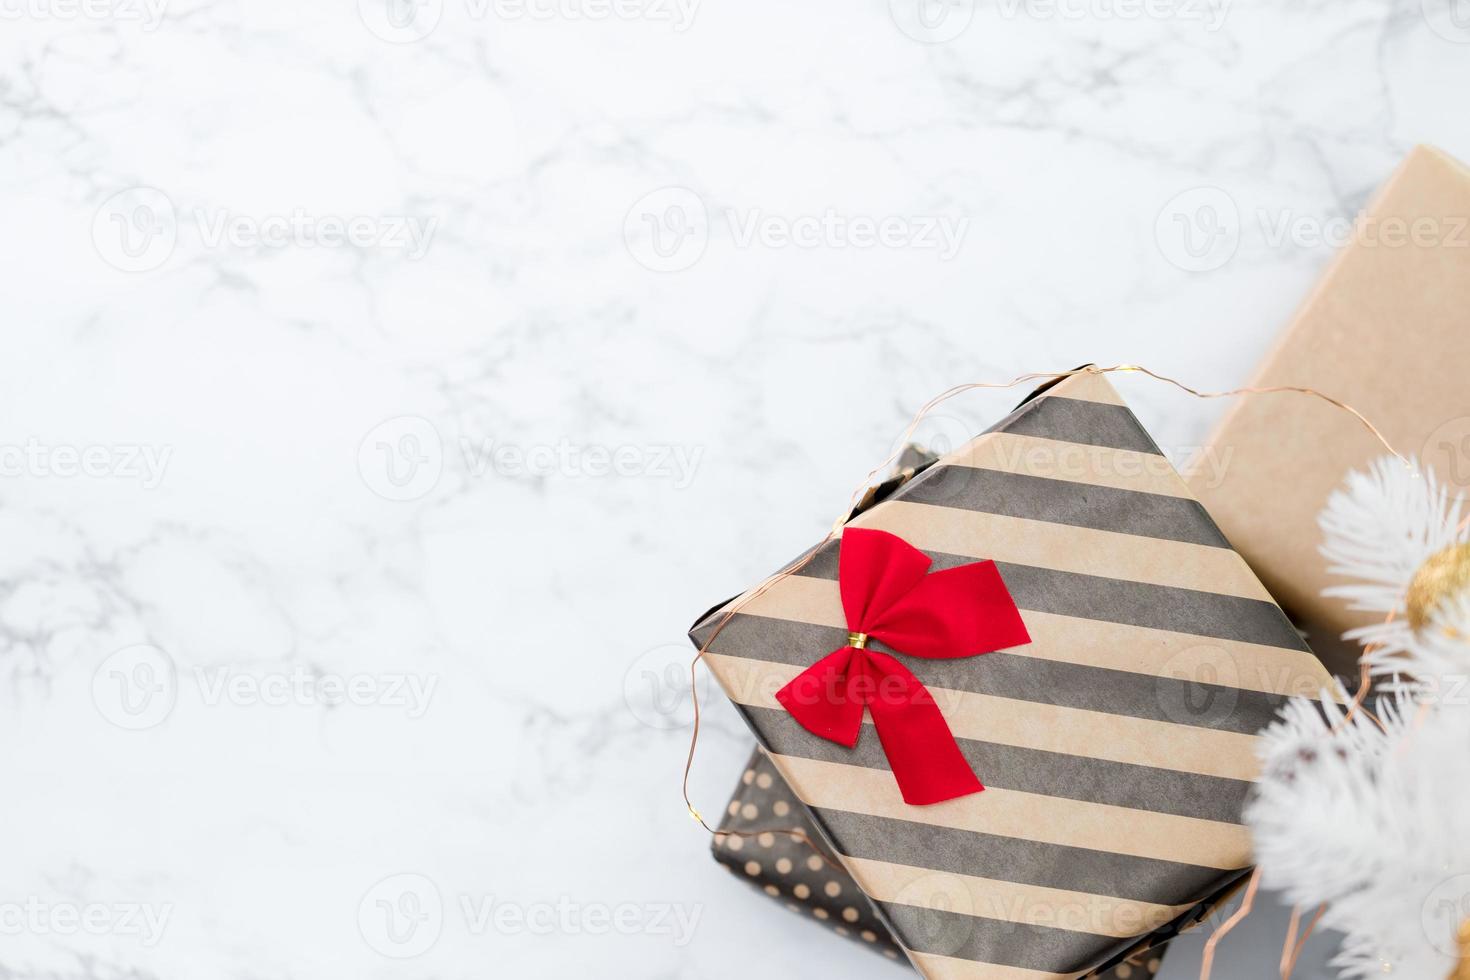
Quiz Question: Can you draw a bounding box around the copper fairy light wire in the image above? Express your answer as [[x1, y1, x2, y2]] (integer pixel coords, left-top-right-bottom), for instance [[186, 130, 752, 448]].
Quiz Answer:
[[1198, 869, 1260, 980], [681, 539, 846, 873], [1279, 904, 1306, 976], [679, 363, 1407, 973], [1281, 903, 1327, 978]]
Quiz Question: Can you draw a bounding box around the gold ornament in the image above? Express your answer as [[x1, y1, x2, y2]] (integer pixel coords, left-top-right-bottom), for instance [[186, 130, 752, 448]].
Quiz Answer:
[[1450, 916, 1470, 980], [1406, 542, 1470, 631]]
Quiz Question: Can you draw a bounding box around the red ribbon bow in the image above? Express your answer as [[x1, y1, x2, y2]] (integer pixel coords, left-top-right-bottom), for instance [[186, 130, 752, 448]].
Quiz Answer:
[[775, 528, 1031, 805]]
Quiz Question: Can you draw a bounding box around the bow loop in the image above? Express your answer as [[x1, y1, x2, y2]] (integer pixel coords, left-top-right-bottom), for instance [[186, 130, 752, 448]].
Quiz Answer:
[[838, 527, 932, 633], [775, 527, 1031, 805], [776, 647, 864, 748], [867, 560, 1031, 658]]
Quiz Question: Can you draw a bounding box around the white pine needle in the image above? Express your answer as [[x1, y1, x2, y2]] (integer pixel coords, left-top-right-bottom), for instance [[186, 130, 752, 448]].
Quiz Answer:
[[1246, 456, 1470, 978]]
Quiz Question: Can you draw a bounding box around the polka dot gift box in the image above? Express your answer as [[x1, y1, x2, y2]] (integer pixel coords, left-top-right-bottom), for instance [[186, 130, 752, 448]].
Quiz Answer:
[[689, 371, 1338, 979]]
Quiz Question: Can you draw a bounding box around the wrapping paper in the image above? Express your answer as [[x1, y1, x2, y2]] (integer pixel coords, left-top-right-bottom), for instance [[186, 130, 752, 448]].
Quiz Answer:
[[690, 371, 1336, 978], [1186, 144, 1470, 673], [714, 747, 1180, 979]]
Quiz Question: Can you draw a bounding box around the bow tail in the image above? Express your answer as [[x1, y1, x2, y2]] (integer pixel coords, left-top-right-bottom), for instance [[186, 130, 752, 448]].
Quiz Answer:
[[775, 647, 865, 748], [860, 650, 983, 805]]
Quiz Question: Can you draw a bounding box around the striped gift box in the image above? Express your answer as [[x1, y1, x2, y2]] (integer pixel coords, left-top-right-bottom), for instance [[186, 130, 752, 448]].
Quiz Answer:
[[689, 370, 1336, 979], [714, 746, 1186, 979]]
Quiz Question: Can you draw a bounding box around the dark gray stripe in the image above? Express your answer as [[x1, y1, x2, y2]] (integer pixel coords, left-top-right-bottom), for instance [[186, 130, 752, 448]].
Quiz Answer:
[[998, 560, 1306, 652], [987, 395, 1164, 455], [899, 467, 1232, 548], [880, 901, 1131, 973], [709, 614, 1289, 736], [791, 541, 1309, 652], [745, 706, 1249, 823], [814, 807, 1231, 906]]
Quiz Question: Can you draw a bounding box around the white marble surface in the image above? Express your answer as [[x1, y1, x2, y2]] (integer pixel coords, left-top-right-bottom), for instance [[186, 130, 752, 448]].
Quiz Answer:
[[1, 2, 1467, 978]]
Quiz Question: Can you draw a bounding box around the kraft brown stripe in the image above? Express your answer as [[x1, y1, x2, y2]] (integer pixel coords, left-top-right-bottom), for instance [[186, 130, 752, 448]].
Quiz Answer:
[[880, 901, 1135, 974], [783, 540, 1309, 652], [951, 431, 1189, 498], [848, 501, 1269, 601], [815, 807, 1235, 907], [729, 573, 1334, 699], [773, 756, 1253, 870], [908, 950, 1073, 980], [707, 653, 1261, 782], [744, 705, 1250, 824], [713, 612, 1288, 736], [1037, 371, 1128, 407], [849, 857, 1188, 939]]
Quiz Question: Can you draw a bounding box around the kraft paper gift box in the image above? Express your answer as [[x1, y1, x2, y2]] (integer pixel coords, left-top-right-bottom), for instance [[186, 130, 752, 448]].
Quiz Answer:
[[709, 447, 1183, 977], [1186, 144, 1470, 673], [690, 369, 1336, 979]]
